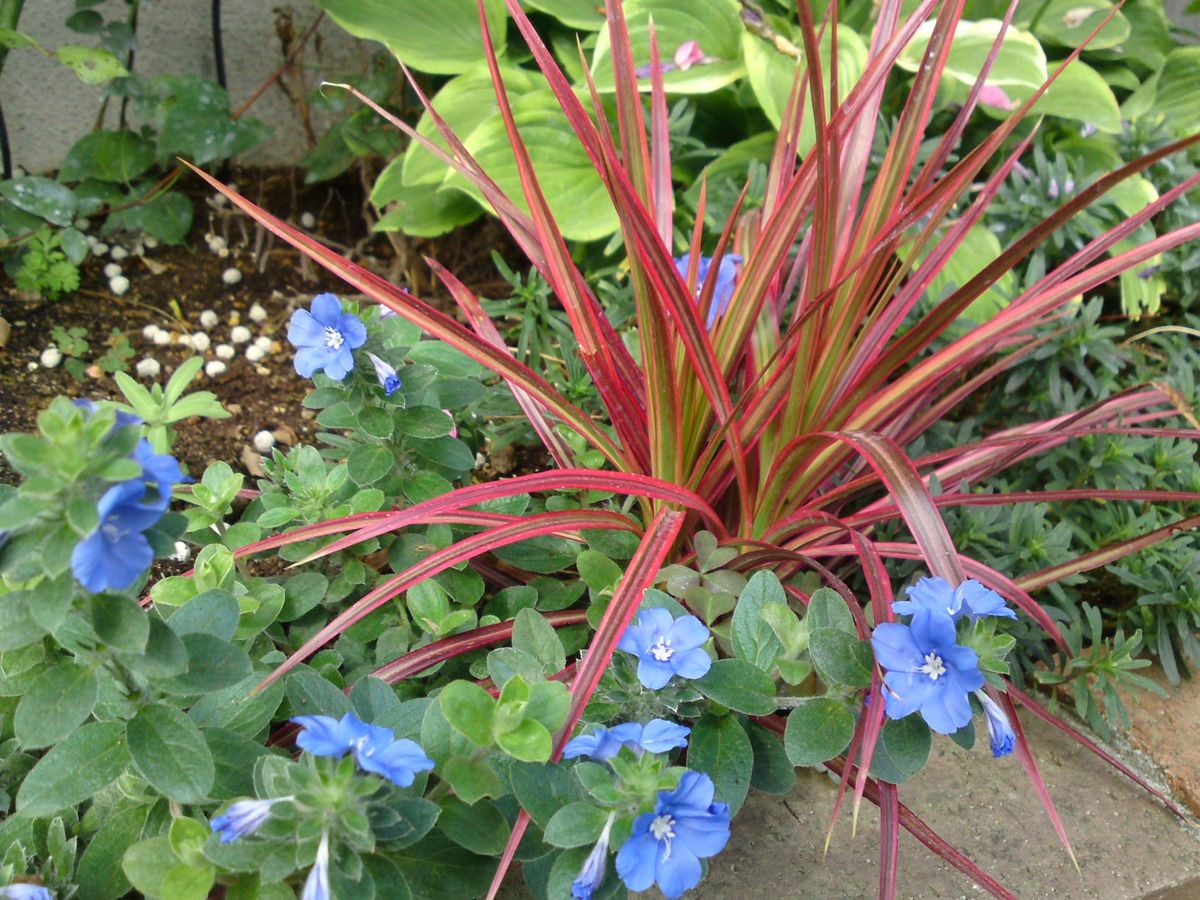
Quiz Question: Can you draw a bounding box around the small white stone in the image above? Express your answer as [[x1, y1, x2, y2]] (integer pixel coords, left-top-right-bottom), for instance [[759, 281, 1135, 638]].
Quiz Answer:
[[27, 361, 38, 372], [74, 217, 90, 231], [245, 345, 265, 363], [177, 334, 194, 349], [171, 540, 190, 562], [222, 267, 243, 286], [190, 332, 211, 352], [207, 235, 227, 253], [93, 241, 110, 256], [104, 262, 123, 279], [109, 275, 130, 296], [205, 360, 227, 377], [199, 309, 219, 329], [143, 236, 159, 249], [300, 211, 317, 229], [212, 193, 228, 207], [110, 245, 128, 261], [253, 429, 276, 452], [40, 346, 63, 368], [248, 302, 268, 323], [230, 325, 252, 344], [253, 335, 273, 352], [215, 344, 235, 360], [135, 358, 161, 378], [142, 324, 161, 340], [86, 235, 100, 249], [153, 330, 172, 346]]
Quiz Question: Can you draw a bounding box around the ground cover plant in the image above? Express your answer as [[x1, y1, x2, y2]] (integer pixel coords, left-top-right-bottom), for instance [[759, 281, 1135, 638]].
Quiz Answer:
[[3, 1, 1200, 899]]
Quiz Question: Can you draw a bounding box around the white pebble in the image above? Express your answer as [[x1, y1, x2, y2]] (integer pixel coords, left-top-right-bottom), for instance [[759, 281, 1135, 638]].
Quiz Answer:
[[74, 217, 90, 231], [142, 324, 161, 340], [204, 360, 227, 377], [103, 262, 123, 279], [215, 344, 235, 360], [40, 346, 63, 368], [253, 335, 273, 352], [199, 310, 219, 329], [230, 325, 252, 344], [248, 303, 268, 323], [190, 332, 211, 352], [207, 235, 227, 253], [109, 275, 130, 296], [245, 345, 265, 363], [143, 236, 158, 249], [177, 334, 193, 349], [135, 358, 161, 378], [300, 211, 317, 229], [153, 330, 172, 346], [212, 193, 228, 207], [110, 245, 128, 261], [86, 235, 100, 249], [222, 267, 243, 286], [93, 241, 110, 256], [253, 430, 276, 452], [171, 541, 190, 562]]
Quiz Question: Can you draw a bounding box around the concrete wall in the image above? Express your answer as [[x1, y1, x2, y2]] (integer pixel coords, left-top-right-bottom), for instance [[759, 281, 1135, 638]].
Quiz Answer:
[[2, 1, 370, 174]]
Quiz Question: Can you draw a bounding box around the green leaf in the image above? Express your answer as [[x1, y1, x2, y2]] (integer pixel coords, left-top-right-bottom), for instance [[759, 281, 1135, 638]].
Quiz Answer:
[[438, 680, 496, 747], [316, 0, 508, 75], [543, 801, 610, 849], [391, 833, 492, 899], [898, 19, 1047, 91], [75, 804, 151, 900], [509, 761, 586, 829], [373, 182, 481, 238], [92, 594, 151, 653], [808, 628, 874, 689], [868, 715, 932, 785], [694, 658, 778, 715], [205, 727, 274, 797], [446, 91, 620, 242], [121, 836, 176, 897], [524, 680, 570, 731], [160, 862, 215, 900], [494, 719, 552, 762], [748, 721, 796, 795], [590, 0, 746, 95], [512, 608, 567, 673], [286, 668, 353, 719], [54, 45, 129, 84], [14, 663, 98, 749], [687, 713, 753, 815], [60, 131, 156, 182], [127, 703, 216, 803], [107, 191, 193, 245], [804, 588, 857, 634], [1152, 49, 1200, 133], [437, 797, 511, 856], [165, 589, 240, 640], [0, 177, 77, 226], [394, 406, 456, 439], [784, 698, 855, 766], [1030, 0, 1130, 50], [0, 590, 45, 651], [17, 721, 130, 817], [442, 754, 503, 804], [158, 634, 252, 695], [357, 406, 395, 439], [348, 444, 394, 486], [187, 676, 285, 737], [731, 571, 788, 671]]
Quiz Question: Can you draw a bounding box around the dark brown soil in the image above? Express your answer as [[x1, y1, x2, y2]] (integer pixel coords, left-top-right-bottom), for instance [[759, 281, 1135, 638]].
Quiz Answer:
[[1, 167, 520, 484]]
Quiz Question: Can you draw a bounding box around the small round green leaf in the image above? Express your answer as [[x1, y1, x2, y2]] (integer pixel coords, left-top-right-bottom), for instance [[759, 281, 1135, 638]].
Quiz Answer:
[[784, 698, 855, 766], [127, 703, 216, 803], [14, 662, 98, 749]]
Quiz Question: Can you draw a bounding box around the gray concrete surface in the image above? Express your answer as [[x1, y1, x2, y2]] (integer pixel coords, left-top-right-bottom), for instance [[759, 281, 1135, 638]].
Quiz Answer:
[[697, 712, 1200, 899], [2, 0, 366, 174]]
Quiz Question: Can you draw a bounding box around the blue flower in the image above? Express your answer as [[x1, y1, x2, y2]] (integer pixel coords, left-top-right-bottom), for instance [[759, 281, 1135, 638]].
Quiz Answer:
[[615, 770, 731, 899], [132, 439, 183, 511], [301, 832, 330, 900], [210, 796, 291, 843], [563, 719, 691, 761], [674, 253, 742, 328], [70, 480, 162, 592], [572, 812, 616, 899], [892, 576, 1017, 623], [366, 352, 402, 396], [74, 398, 141, 433], [292, 712, 435, 787], [618, 608, 712, 690], [871, 608, 986, 734], [975, 690, 1016, 758], [288, 293, 366, 381], [0, 886, 54, 900]]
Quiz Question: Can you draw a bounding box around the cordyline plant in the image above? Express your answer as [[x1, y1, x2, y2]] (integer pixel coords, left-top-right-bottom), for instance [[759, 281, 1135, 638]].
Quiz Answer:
[[185, 0, 1200, 895]]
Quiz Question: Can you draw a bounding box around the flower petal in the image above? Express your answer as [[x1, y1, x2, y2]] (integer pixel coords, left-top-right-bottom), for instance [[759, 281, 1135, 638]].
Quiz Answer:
[[615, 826, 658, 892], [870, 622, 923, 672], [655, 844, 702, 899], [670, 647, 712, 680], [666, 615, 710, 652], [310, 293, 343, 328], [287, 307, 326, 347], [636, 657, 676, 690]]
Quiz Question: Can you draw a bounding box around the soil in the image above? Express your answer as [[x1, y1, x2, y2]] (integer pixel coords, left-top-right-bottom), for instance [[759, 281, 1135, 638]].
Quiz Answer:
[[0, 166, 520, 485]]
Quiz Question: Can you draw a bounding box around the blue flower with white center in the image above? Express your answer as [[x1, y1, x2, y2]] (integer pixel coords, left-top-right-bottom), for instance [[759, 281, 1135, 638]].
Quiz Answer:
[[674, 253, 742, 328], [892, 576, 1017, 623], [563, 719, 691, 761], [975, 690, 1016, 758], [291, 712, 435, 787], [70, 480, 162, 592], [615, 770, 731, 899], [287, 293, 366, 381], [618, 608, 712, 690], [301, 832, 330, 900], [210, 796, 292, 843], [871, 608, 986, 734], [572, 812, 616, 899], [366, 352, 402, 396], [0, 886, 54, 900]]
